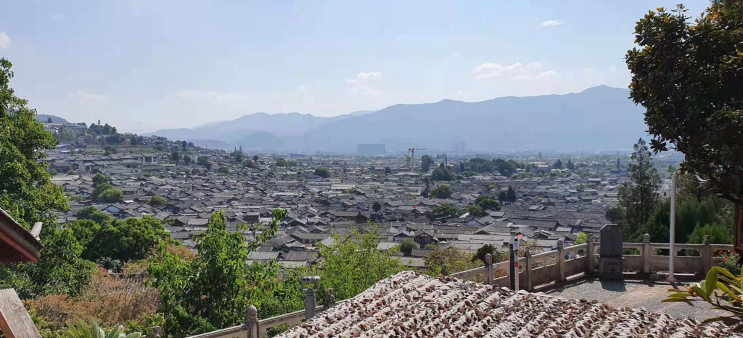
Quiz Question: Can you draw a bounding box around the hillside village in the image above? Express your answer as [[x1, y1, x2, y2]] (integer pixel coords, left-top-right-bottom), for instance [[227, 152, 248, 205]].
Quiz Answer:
[[44, 139, 637, 271]]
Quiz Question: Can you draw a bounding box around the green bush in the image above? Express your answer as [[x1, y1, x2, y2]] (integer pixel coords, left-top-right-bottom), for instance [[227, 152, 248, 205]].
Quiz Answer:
[[60, 319, 142, 338]]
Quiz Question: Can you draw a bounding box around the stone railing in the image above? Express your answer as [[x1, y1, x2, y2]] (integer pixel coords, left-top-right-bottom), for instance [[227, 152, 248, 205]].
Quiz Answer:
[[186, 289, 340, 338], [188, 235, 734, 338], [451, 234, 734, 291]]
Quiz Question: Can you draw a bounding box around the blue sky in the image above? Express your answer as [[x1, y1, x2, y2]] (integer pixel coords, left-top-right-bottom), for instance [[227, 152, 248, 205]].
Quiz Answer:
[[0, 0, 710, 133]]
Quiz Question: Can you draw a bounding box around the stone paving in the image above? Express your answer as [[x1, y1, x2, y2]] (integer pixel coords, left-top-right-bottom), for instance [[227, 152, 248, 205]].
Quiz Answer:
[[543, 277, 731, 322]]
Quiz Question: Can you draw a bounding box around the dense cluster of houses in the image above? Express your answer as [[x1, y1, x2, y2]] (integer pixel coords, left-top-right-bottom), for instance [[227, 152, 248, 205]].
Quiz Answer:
[[45, 148, 628, 270]]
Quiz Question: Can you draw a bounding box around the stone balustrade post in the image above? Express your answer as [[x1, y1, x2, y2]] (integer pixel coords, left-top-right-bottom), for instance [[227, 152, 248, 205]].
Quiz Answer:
[[557, 240, 566, 283], [702, 235, 713, 274], [524, 248, 533, 291], [301, 276, 320, 321], [147, 326, 160, 338], [642, 233, 651, 274], [485, 253, 494, 285], [587, 235, 595, 276], [246, 305, 258, 338], [324, 288, 336, 310]]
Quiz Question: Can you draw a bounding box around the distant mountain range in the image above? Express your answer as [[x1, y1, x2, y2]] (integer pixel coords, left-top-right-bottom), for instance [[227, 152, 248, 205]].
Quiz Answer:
[[146, 86, 647, 152]]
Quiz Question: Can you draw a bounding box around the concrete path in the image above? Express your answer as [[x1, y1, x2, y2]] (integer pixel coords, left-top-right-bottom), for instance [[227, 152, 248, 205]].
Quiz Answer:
[[543, 277, 730, 322]]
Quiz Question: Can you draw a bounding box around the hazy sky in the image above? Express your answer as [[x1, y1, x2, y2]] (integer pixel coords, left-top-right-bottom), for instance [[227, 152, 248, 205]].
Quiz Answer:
[[0, 0, 710, 133]]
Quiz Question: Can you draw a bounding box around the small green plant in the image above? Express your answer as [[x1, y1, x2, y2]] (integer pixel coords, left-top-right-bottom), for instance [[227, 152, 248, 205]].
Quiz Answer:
[[61, 320, 142, 338], [664, 266, 743, 330]]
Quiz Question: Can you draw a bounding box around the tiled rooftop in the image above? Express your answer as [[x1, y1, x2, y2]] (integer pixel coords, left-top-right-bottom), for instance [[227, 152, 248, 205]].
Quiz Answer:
[[277, 271, 740, 338]]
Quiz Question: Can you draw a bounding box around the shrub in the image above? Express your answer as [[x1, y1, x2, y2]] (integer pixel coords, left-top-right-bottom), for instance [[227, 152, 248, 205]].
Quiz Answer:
[[59, 319, 142, 338], [26, 269, 159, 334]]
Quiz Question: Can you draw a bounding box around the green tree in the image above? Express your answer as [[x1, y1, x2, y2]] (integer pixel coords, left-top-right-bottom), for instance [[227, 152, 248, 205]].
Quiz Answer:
[[75, 206, 113, 225], [553, 159, 563, 169], [253, 155, 259, 162], [498, 191, 507, 202], [58, 127, 77, 143], [420, 155, 433, 173], [171, 151, 180, 164], [149, 195, 167, 206], [567, 159, 575, 170], [506, 185, 517, 202], [183, 155, 192, 165], [0, 58, 67, 228], [618, 138, 661, 238], [2, 228, 95, 299], [475, 195, 500, 211], [688, 223, 734, 245], [103, 146, 116, 155], [467, 204, 483, 217], [472, 244, 499, 264], [275, 158, 286, 167], [424, 247, 479, 276], [626, 3, 743, 205], [400, 238, 417, 256], [86, 216, 168, 262], [430, 185, 453, 199], [372, 201, 381, 212], [148, 209, 286, 337], [217, 167, 229, 174], [313, 167, 330, 178], [97, 188, 123, 203], [91, 175, 122, 203], [433, 204, 458, 218], [317, 224, 402, 300], [431, 167, 453, 181], [384, 166, 391, 175]]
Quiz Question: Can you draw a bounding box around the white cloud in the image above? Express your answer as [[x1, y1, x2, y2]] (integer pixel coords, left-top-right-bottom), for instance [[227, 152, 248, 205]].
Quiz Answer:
[[347, 71, 382, 98], [0, 32, 12, 49], [541, 20, 565, 27], [72, 90, 106, 102], [52, 14, 63, 21], [474, 62, 557, 81], [173, 90, 250, 104]]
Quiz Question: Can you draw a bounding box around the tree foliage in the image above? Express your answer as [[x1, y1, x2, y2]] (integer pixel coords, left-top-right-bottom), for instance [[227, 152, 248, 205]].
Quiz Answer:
[[618, 139, 661, 238], [626, 3, 743, 203], [467, 204, 483, 217], [0, 58, 67, 228], [420, 155, 433, 173], [149, 195, 167, 206], [400, 238, 417, 256], [431, 167, 453, 181], [475, 195, 500, 211], [433, 204, 458, 218], [148, 210, 285, 337], [430, 185, 453, 199], [314, 224, 402, 301], [472, 244, 500, 264], [553, 159, 563, 169], [506, 186, 517, 202], [424, 247, 479, 276], [313, 167, 330, 178]]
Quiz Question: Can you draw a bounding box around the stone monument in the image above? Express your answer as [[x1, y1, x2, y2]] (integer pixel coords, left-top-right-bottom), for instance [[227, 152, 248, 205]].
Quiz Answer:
[[599, 224, 624, 280]]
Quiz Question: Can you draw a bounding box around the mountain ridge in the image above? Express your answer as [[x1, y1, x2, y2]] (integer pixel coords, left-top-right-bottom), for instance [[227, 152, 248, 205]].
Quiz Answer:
[[146, 85, 646, 152]]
